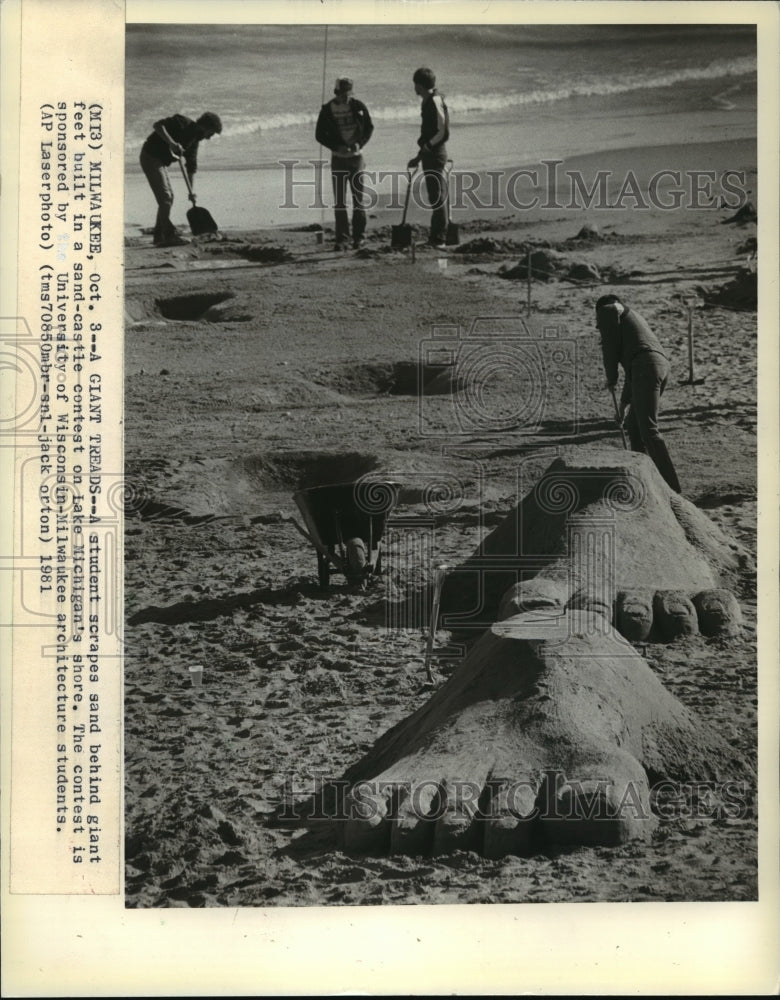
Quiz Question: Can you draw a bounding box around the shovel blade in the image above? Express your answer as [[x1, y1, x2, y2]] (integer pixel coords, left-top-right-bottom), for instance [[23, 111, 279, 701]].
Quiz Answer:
[[187, 205, 218, 236], [391, 223, 413, 249]]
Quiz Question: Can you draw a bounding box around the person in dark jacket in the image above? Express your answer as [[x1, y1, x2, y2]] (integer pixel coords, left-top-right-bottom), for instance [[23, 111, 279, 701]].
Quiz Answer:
[[139, 111, 222, 246], [596, 293, 681, 493], [406, 67, 450, 248], [315, 78, 374, 250]]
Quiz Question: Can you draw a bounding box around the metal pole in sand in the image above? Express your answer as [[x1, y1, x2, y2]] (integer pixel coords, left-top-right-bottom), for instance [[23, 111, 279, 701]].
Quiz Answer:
[[687, 305, 695, 381], [317, 26, 329, 241], [680, 301, 705, 386], [423, 564, 449, 683]]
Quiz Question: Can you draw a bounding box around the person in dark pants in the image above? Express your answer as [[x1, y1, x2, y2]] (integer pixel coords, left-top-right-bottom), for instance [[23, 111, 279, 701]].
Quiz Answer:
[[596, 293, 682, 493], [315, 78, 374, 251], [407, 67, 450, 248], [139, 111, 222, 247]]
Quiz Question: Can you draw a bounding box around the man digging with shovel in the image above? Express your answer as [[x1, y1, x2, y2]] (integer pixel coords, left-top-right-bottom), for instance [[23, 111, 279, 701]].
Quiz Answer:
[[596, 293, 682, 494], [139, 111, 222, 247]]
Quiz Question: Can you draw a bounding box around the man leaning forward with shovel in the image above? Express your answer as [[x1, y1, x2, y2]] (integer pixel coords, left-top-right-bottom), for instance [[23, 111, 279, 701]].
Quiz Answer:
[[139, 111, 222, 247], [596, 293, 682, 494]]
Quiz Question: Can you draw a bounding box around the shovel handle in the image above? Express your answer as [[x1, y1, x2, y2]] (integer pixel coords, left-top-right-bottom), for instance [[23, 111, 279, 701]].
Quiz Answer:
[[444, 159, 454, 211], [401, 164, 417, 225], [177, 157, 196, 202], [609, 387, 629, 450]]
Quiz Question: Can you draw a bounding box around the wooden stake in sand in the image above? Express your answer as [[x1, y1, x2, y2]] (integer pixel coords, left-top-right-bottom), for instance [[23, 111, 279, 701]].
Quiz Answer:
[[680, 302, 706, 386], [526, 249, 532, 313]]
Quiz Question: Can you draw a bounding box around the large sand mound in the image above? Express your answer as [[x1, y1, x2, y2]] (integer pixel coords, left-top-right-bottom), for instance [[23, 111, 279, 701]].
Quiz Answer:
[[322, 449, 751, 858], [335, 611, 748, 857], [437, 449, 749, 635]]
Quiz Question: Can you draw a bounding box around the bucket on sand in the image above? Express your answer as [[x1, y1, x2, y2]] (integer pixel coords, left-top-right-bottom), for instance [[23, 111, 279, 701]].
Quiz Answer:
[[188, 664, 204, 687]]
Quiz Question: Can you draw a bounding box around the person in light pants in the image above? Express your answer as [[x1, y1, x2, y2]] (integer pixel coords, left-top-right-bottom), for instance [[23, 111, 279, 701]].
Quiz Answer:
[[139, 111, 222, 247]]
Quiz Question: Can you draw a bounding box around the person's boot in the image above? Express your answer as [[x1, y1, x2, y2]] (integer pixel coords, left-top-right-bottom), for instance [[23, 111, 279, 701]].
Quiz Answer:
[[647, 438, 682, 493]]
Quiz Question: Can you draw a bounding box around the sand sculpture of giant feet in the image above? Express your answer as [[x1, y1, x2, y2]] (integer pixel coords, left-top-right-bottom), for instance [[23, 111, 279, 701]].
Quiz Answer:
[[438, 448, 749, 643], [334, 449, 751, 857], [339, 610, 747, 857]]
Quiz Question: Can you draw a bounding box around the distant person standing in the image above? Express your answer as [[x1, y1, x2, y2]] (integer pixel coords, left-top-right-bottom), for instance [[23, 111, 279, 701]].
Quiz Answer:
[[596, 294, 682, 493], [315, 78, 374, 251], [406, 67, 450, 249], [139, 111, 222, 247]]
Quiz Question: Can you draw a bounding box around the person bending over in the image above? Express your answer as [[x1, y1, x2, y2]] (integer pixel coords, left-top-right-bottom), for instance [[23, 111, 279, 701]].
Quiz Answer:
[[139, 111, 222, 247], [596, 293, 682, 493]]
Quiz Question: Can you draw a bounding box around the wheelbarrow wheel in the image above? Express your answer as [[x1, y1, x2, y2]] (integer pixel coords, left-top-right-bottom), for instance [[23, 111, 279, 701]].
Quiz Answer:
[[317, 551, 331, 589], [345, 537, 367, 586]]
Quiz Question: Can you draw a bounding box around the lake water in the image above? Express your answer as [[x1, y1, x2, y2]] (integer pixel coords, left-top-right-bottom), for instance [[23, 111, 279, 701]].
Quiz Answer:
[[124, 23, 756, 230]]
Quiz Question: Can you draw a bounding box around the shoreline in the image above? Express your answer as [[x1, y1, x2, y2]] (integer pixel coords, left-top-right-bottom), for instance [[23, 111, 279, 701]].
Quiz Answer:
[[124, 135, 756, 235]]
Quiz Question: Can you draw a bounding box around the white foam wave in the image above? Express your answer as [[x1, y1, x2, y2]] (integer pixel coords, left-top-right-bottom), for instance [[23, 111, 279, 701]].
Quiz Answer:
[[124, 55, 755, 155]]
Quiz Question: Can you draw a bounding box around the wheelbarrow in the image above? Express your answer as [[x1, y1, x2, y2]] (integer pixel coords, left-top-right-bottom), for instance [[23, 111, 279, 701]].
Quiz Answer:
[[291, 479, 400, 589]]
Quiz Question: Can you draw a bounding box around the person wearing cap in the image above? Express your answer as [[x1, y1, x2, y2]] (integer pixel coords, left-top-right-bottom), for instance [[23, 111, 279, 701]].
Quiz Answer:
[[596, 293, 682, 493], [139, 111, 222, 247], [406, 67, 450, 249], [315, 78, 374, 251]]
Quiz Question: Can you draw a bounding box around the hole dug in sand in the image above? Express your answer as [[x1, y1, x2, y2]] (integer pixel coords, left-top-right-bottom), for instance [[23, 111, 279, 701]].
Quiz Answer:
[[123, 450, 385, 522], [330, 449, 751, 857], [155, 290, 235, 321], [317, 361, 460, 398], [238, 450, 383, 492]]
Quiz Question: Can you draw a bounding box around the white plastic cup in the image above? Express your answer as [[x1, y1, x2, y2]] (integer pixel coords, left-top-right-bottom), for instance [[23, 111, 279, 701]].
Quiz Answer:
[[438, 258, 447, 271], [188, 664, 204, 687]]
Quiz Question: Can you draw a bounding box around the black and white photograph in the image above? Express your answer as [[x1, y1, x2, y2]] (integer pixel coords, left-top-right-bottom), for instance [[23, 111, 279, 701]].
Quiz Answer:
[[122, 16, 762, 907], [2, 0, 778, 995]]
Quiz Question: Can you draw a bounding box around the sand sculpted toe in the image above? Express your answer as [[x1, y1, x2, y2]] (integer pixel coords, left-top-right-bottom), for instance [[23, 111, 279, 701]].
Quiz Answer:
[[336, 450, 749, 857]]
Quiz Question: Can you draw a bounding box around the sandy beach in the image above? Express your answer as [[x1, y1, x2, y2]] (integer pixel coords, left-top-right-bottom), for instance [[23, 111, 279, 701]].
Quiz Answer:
[[123, 135, 758, 907]]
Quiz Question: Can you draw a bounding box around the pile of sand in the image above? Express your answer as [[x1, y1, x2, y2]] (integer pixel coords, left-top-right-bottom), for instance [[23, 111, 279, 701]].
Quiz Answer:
[[336, 609, 748, 857], [438, 449, 749, 632]]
